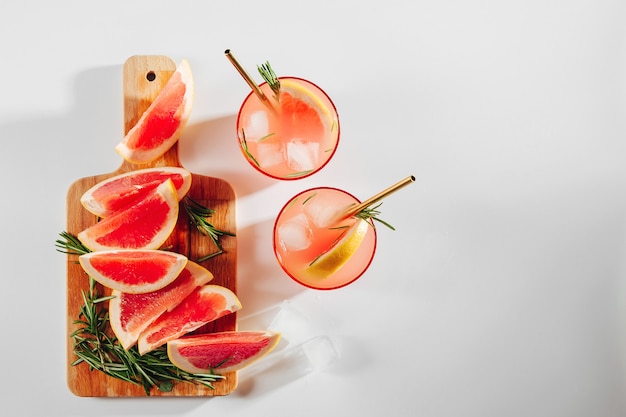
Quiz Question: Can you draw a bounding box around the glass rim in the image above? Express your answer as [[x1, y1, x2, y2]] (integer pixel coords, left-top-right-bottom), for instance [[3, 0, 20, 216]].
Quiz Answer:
[[236, 77, 341, 181], [272, 186, 378, 290]]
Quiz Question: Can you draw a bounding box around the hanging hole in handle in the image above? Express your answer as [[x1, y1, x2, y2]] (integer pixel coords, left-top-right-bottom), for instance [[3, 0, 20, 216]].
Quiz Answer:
[[146, 71, 156, 82]]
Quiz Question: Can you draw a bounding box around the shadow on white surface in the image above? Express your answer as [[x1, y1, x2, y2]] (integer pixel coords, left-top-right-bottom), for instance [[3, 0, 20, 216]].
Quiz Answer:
[[1, 65, 124, 188], [180, 115, 276, 198], [236, 218, 306, 314]]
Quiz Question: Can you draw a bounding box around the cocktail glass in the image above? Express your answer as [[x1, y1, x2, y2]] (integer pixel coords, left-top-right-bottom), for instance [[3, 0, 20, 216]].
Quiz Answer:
[[273, 176, 416, 290], [273, 187, 377, 290], [236, 78, 339, 180]]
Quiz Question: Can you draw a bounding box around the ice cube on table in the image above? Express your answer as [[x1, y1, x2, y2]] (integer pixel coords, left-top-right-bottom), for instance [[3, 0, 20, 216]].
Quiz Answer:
[[244, 110, 270, 141], [266, 300, 315, 345], [287, 139, 320, 171], [301, 336, 339, 371], [277, 213, 312, 251], [238, 335, 339, 384], [302, 192, 341, 228], [237, 301, 339, 384], [257, 142, 284, 168]]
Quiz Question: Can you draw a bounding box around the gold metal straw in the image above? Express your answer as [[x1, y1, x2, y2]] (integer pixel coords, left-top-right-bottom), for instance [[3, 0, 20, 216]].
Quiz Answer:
[[340, 175, 416, 220], [224, 49, 269, 104]]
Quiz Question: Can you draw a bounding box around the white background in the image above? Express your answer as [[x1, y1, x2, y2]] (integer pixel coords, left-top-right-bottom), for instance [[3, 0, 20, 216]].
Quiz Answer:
[[1, 0, 625, 416]]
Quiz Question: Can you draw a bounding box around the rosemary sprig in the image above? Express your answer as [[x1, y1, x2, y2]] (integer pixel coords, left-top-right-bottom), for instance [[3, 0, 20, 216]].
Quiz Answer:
[[257, 61, 280, 101], [306, 204, 394, 267], [55, 231, 91, 256], [183, 196, 235, 260], [71, 275, 224, 395], [258, 132, 275, 143], [355, 203, 395, 231], [302, 192, 317, 205], [240, 129, 261, 167]]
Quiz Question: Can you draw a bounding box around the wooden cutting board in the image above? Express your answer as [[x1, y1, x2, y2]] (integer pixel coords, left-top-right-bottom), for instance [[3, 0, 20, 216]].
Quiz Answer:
[[65, 55, 238, 397]]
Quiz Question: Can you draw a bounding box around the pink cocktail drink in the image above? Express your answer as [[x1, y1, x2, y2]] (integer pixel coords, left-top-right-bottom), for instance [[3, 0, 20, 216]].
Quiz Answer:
[[273, 187, 377, 290], [236, 77, 339, 180]]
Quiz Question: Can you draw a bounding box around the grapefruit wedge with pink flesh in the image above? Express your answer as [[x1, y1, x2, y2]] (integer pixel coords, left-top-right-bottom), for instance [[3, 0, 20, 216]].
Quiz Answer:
[[138, 285, 241, 355], [78, 250, 187, 294], [80, 167, 192, 217], [167, 331, 281, 374], [115, 59, 194, 164], [109, 261, 214, 350], [77, 179, 178, 251]]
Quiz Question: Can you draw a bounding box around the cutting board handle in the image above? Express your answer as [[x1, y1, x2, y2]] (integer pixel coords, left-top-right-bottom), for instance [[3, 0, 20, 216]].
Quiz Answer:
[[118, 55, 180, 172]]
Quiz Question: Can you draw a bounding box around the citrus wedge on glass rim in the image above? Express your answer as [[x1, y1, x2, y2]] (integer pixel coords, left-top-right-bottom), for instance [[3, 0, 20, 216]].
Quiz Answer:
[[306, 218, 371, 278], [115, 59, 194, 164], [278, 78, 333, 135], [167, 330, 281, 374], [80, 167, 192, 217], [77, 179, 179, 251]]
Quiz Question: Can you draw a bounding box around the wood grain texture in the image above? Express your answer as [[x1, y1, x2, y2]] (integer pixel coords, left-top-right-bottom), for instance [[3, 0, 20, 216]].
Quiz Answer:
[[66, 55, 238, 397]]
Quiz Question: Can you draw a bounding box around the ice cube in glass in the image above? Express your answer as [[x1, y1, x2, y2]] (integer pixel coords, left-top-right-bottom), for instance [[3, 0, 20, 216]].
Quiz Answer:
[[243, 110, 269, 141], [286, 140, 320, 171], [257, 142, 284, 168], [277, 213, 312, 251]]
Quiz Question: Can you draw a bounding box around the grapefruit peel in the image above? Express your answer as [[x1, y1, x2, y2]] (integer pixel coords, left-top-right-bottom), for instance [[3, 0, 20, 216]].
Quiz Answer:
[[306, 218, 370, 279]]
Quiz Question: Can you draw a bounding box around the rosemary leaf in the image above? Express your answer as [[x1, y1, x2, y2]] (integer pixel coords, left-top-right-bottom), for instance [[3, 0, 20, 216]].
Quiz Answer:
[[258, 132, 276, 143], [285, 170, 313, 178], [257, 61, 280, 100], [240, 129, 261, 168], [302, 192, 317, 205], [355, 203, 395, 231], [183, 196, 235, 259], [196, 250, 224, 263], [56, 231, 91, 256]]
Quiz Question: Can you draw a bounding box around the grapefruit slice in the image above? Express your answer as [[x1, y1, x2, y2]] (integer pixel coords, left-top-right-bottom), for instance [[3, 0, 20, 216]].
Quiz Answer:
[[279, 78, 333, 136], [167, 331, 281, 374], [109, 261, 214, 350], [77, 179, 178, 251], [80, 167, 192, 217], [138, 285, 242, 355], [115, 59, 194, 164], [306, 218, 370, 278], [78, 249, 187, 294]]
